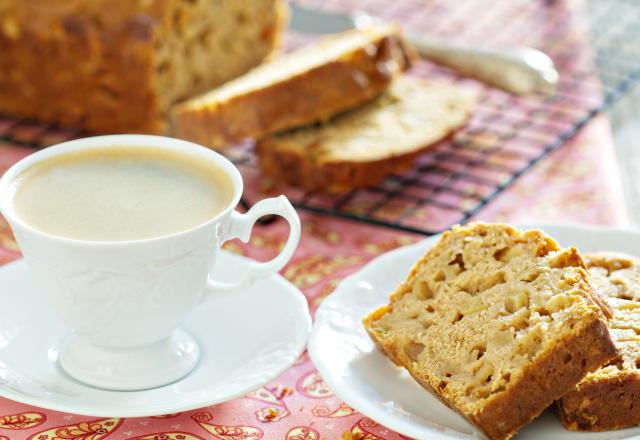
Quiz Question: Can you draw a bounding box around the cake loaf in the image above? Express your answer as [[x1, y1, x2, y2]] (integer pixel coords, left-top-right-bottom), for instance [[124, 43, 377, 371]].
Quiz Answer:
[[558, 252, 640, 431], [173, 24, 414, 149], [256, 76, 474, 193], [363, 223, 617, 440], [0, 0, 287, 133]]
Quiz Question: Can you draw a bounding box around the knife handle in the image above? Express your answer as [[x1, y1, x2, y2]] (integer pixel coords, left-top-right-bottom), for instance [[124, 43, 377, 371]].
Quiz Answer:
[[409, 36, 559, 95]]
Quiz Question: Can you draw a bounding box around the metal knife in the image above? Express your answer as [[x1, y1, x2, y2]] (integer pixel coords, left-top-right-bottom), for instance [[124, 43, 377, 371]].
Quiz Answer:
[[289, 2, 559, 95]]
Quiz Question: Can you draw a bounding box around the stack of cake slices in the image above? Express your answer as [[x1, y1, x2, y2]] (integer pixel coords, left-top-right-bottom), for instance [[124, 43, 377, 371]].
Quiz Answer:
[[173, 24, 476, 193], [364, 222, 640, 439]]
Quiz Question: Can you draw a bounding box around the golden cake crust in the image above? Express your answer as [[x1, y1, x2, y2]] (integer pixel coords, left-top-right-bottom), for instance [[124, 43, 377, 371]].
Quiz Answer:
[[363, 223, 617, 440]]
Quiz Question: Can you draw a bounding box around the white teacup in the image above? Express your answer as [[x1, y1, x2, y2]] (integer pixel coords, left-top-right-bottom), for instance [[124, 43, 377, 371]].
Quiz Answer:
[[0, 135, 301, 391]]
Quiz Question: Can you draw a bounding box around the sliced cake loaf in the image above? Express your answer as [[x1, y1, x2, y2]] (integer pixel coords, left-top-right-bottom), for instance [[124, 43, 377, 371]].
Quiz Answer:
[[173, 24, 414, 149], [558, 252, 640, 431], [0, 0, 288, 133], [363, 223, 617, 440], [256, 76, 475, 193]]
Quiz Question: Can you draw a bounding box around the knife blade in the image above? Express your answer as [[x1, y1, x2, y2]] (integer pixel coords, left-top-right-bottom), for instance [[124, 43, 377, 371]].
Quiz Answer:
[[289, 3, 360, 34]]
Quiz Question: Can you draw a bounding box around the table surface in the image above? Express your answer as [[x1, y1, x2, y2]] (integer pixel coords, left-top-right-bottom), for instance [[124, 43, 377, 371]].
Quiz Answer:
[[0, 1, 636, 439]]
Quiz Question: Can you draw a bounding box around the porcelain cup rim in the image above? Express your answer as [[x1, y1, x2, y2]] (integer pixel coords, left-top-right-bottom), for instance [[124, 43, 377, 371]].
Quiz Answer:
[[0, 134, 244, 247]]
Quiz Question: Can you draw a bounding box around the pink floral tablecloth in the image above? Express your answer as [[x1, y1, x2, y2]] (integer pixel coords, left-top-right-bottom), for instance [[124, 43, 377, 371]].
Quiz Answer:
[[0, 0, 632, 438], [0, 121, 629, 440]]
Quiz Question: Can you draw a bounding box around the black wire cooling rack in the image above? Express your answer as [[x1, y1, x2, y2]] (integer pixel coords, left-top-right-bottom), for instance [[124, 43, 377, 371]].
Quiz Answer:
[[1, 0, 638, 235]]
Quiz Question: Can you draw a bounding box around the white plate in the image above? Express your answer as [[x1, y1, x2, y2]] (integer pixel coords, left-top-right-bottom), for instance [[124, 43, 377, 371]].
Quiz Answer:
[[0, 251, 311, 417], [309, 223, 640, 439]]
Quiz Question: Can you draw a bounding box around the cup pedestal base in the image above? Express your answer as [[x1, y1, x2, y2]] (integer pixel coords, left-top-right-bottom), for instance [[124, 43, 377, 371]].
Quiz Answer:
[[58, 328, 199, 391]]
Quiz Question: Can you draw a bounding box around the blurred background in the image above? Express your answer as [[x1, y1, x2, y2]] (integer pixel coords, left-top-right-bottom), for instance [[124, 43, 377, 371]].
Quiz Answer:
[[1, 0, 639, 234]]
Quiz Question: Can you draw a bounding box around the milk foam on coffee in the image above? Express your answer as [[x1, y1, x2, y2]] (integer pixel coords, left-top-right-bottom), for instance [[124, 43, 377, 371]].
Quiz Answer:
[[10, 146, 234, 241]]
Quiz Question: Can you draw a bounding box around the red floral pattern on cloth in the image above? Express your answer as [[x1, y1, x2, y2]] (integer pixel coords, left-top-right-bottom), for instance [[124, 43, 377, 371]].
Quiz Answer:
[[0, 1, 631, 439], [27, 418, 122, 440], [285, 426, 320, 440], [0, 413, 46, 430], [130, 434, 205, 440], [192, 412, 264, 439]]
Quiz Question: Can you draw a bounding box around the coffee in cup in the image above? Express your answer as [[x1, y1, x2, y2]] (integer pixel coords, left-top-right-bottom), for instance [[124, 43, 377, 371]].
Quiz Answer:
[[10, 146, 234, 241]]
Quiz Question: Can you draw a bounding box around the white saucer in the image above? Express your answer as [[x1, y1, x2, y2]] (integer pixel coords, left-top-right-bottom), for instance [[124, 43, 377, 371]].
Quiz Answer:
[[0, 250, 311, 417], [309, 223, 640, 440]]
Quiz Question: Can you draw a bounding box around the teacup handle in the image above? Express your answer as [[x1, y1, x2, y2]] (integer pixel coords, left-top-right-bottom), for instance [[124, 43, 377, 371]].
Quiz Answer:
[[206, 195, 301, 293]]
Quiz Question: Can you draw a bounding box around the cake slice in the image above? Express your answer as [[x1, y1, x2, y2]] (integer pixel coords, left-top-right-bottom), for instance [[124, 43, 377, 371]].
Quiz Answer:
[[173, 23, 414, 149], [583, 252, 640, 301], [558, 252, 640, 431], [256, 76, 475, 193], [363, 223, 617, 440]]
